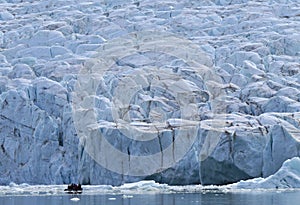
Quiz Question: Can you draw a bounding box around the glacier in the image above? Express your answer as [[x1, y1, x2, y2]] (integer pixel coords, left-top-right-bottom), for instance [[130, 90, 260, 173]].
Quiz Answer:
[[2, 157, 300, 195], [232, 157, 300, 189], [0, 0, 300, 186]]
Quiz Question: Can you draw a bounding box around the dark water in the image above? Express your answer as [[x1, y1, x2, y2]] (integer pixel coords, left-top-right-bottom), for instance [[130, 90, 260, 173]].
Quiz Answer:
[[1, 191, 300, 205]]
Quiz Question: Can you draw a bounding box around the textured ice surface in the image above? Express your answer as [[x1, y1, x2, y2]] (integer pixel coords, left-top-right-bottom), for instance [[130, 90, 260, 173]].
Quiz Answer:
[[0, 0, 300, 186], [233, 157, 300, 189], [1, 157, 300, 196]]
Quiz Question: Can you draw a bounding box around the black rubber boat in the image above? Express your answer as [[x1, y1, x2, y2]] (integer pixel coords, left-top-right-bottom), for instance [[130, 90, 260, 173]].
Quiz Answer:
[[64, 183, 83, 194]]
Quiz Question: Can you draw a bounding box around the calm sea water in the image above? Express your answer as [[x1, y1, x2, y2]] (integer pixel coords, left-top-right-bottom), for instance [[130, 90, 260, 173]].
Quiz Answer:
[[1, 191, 300, 205]]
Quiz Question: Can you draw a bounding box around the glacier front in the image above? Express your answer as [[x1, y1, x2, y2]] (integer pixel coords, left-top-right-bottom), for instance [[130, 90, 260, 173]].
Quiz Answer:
[[0, 0, 300, 186]]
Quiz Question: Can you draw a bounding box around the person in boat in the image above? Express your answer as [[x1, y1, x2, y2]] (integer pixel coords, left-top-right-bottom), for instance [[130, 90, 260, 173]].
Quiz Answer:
[[64, 183, 82, 192]]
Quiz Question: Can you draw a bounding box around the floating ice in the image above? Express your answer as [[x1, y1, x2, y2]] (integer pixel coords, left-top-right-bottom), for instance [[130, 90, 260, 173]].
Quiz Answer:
[[70, 197, 80, 201], [2, 157, 300, 197], [3, 156, 300, 195]]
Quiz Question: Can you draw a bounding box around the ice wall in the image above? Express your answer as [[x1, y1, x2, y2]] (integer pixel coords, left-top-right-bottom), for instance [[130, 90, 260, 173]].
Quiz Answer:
[[0, 0, 300, 185]]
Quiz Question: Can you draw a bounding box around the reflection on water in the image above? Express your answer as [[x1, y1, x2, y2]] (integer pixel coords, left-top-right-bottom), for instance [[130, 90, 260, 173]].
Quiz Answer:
[[1, 191, 300, 205]]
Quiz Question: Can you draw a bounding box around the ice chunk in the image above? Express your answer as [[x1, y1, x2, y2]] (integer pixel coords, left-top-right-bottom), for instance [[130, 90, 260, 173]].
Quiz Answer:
[[0, 11, 14, 21], [234, 157, 300, 189]]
